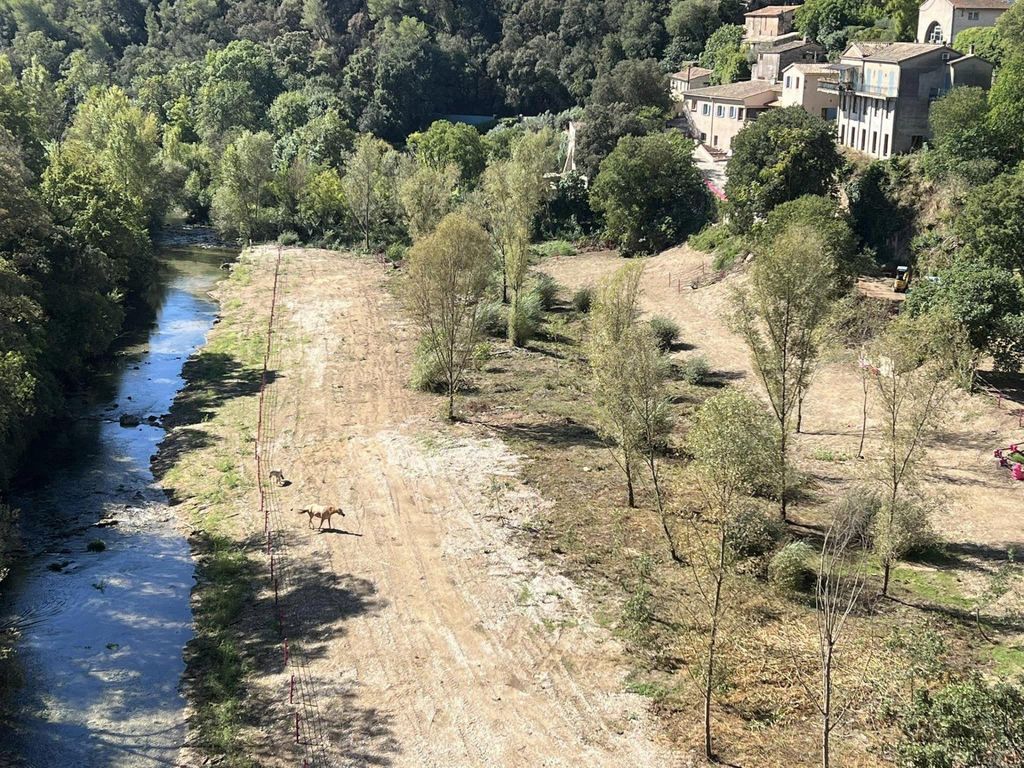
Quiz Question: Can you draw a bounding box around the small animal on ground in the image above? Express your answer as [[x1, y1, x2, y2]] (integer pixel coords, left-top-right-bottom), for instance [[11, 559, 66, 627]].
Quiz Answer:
[[317, 506, 345, 530], [269, 469, 286, 486]]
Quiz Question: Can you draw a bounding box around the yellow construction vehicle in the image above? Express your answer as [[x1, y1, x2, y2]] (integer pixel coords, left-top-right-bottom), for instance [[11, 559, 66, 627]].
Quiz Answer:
[[893, 266, 911, 293]]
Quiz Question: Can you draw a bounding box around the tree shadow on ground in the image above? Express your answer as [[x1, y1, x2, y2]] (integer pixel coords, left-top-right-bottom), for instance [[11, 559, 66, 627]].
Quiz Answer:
[[483, 417, 605, 449]]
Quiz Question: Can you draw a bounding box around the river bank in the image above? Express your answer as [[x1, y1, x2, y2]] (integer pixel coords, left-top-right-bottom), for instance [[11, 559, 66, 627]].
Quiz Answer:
[[0, 242, 232, 767]]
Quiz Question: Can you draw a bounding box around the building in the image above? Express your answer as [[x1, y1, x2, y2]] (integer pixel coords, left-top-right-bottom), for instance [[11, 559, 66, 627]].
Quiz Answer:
[[779, 62, 839, 119], [820, 42, 994, 158], [670, 65, 714, 114], [744, 5, 801, 41], [752, 38, 826, 82], [916, 0, 1011, 44], [680, 80, 781, 154]]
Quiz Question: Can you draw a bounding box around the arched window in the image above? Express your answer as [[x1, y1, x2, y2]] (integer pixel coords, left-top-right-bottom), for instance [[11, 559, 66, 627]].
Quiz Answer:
[[926, 21, 944, 43]]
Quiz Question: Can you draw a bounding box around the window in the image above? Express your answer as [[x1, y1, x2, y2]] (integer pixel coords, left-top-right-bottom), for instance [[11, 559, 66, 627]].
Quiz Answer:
[[796, 77, 801, 89], [926, 21, 944, 43], [968, 10, 979, 19], [861, 128, 867, 151], [716, 105, 724, 117], [872, 131, 877, 153], [785, 75, 791, 88], [729, 105, 736, 118], [700, 132, 707, 141], [712, 135, 719, 147], [883, 134, 889, 156], [839, 125, 845, 143], [702, 103, 711, 116], [737, 108, 744, 120]]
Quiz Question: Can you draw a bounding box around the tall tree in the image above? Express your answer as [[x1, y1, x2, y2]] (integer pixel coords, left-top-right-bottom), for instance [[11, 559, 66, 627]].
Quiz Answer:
[[398, 160, 458, 241], [734, 222, 841, 519], [210, 130, 277, 242], [687, 389, 776, 761], [342, 134, 395, 251], [404, 212, 493, 420]]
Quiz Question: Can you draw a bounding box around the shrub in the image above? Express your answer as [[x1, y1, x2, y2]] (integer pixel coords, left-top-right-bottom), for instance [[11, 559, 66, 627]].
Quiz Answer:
[[471, 342, 492, 371], [410, 346, 446, 392], [872, 500, 939, 562], [87, 539, 106, 553], [649, 315, 681, 351], [680, 354, 711, 385], [508, 290, 544, 345], [768, 541, 815, 591], [532, 272, 560, 310], [532, 240, 576, 259], [572, 286, 594, 313], [385, 242, 407, 263], [277, 230, 300, 246], [728, 506, 785, 559], [478, 301, 506, 337]]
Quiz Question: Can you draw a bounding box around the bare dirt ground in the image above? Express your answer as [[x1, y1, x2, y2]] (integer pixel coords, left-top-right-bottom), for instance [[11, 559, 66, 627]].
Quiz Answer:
[[229, 247, 684, 767], [542, 245, 1024, 550]]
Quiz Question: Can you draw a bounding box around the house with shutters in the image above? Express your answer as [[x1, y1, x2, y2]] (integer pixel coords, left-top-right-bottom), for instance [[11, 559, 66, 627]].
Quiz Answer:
[[916, 0, 1012, 43], [779, 62, 839, 119], [744, 5, 801, 41], [751, 38, 826, 83], [679, 80, 781, 154], [819, 41, 993, 158], [670, 65, 714, 114]]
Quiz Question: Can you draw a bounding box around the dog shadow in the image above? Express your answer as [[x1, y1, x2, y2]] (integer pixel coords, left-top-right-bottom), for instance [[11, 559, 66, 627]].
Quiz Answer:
[[318, 527, 362, 537]]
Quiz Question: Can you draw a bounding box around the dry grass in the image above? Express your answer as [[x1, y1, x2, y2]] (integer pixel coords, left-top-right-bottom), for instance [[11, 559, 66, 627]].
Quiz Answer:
[[457, 280, 1024, 767]]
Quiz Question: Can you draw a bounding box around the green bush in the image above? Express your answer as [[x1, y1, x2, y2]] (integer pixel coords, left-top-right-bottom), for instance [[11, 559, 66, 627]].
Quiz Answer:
[[532, 240, 576, 259], [508, 291, 544, 345], [478, 301, 506, 337], [680, 355, 711, 385], [87, 539, 106, 553], [410, 347, 446, 393], [690, 223, 731, 253], [385, 242, 407, 263], [572, 286, 594, 313], [872, 500, 939, 562], [649, 315, 681, 351], [768, 541, 815, 592], [277, 230, 300, 246], [727, 506, 784, 559], [532, 272, 560, 310], [471, 341, 492, 371]]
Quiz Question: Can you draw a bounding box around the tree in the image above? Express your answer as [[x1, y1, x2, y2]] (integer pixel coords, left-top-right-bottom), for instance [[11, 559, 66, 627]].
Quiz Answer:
[[210, 130, 277, 242], [297, 167, 349, 239], [867, 313, 971, 597], [574, 102, 663, 181], [398, 161, 458, 242], [955, 164, 1024, 273], [756, 195, 859, 286], [926, 87, 1002, 182], [886, 0, 919, 41], [666, 0, 724, 59], [726, 107, 842, 229], [686, 389, 776, 761], [953, 27, 1005, 67], [588, 58, 671, 113], [846, 161, 912, 259], [698, 24, 748, 84], [588, 262, 645, 508], [988, 52, 1024, 162], [407, 120, 487, 186], [904, 255, 1024, 370], [343, 134, 395, 251], [813, 498, 869, 768], [196, 40, 282, 140], [590, 131, 710, 255], [734, 222, 842, 519], [404, 213, 493, 420]]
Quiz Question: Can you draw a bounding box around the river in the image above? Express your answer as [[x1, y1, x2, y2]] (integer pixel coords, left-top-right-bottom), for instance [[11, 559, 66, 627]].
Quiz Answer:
[[0, 238, 233, 767]]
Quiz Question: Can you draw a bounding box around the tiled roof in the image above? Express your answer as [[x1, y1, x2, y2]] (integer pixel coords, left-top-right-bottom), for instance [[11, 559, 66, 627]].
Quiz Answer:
[[949, 0, 1010, 8], [765, 38, 823, 53], [744, 4, 800, 16], [783, 62, 835, 75], [866, 42, 958, 62], [672, 66, 714, 80], [686, 80, 781, 100]]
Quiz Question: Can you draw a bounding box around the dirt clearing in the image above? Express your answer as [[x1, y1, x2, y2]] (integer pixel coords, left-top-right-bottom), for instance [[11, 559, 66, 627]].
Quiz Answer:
[[165, 246, 683, 767]]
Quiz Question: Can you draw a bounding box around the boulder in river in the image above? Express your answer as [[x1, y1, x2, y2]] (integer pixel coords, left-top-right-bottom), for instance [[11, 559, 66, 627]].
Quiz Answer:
[[118, 413, 141, 427]]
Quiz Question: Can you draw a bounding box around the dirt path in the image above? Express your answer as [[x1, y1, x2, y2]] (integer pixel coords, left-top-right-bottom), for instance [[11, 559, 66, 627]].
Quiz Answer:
[[244, 247, 682, 767], [543, 246, 1024, 549]]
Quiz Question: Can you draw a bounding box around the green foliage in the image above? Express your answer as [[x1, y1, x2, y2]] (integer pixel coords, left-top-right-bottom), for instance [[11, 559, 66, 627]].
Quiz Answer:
[[210, 130, 277, 242], [589, 59, 671, 113], [572, 286, 594, 314], [727, 505, 784, 559], [410, 344, 447, 393], [574, 103, 664, 181], [532, 240, 576, 259], [407, 120, 487, 186], [953, 27, 1005, 67], [768, 541, 815, 591], [532, 272, 560, 311], [699, 25, 748, 84], [897, 676, 1024, 768], [988, 53, 1024, 162], [680, 354, 711, 385], [846, 160, 912, 259], [648, 315, 681, 351], [590, 131, 710, 255], [926, 87, 1003, 183], [726, 108, 842, 230], [507, 290, 544, 346], [904, 256, 1024, 369], [956, 164, 1024, 273], [755, 195, 859, 282]]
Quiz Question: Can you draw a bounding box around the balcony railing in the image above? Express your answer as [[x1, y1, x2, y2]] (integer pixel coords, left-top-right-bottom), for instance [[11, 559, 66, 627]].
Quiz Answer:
[[818, 79, 897, 98]]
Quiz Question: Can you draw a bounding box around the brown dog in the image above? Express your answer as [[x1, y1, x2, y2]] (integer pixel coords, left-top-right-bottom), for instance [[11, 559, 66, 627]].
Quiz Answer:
[[296, 505, 345, 530]]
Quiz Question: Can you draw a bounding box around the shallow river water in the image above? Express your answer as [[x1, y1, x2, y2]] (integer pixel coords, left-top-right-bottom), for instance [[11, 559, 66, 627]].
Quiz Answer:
[[0, 242, 230, 767]]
